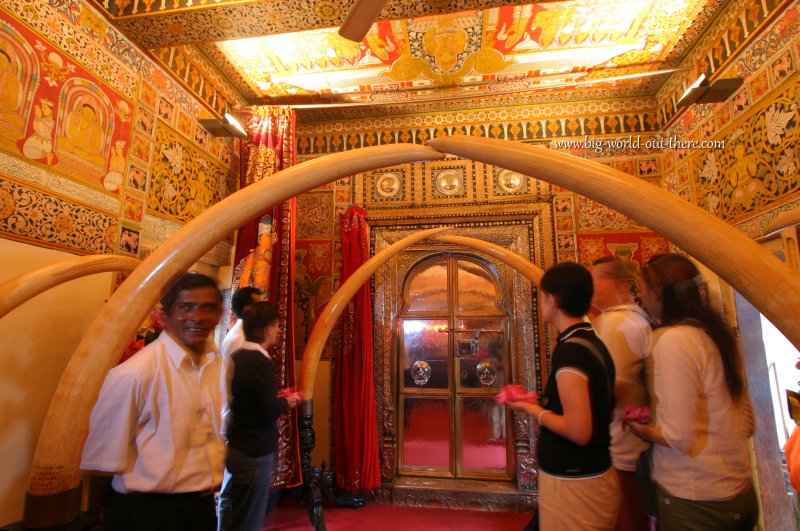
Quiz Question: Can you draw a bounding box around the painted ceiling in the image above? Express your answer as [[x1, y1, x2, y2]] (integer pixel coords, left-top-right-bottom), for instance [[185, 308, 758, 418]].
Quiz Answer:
[[92, 0, 726, 116]]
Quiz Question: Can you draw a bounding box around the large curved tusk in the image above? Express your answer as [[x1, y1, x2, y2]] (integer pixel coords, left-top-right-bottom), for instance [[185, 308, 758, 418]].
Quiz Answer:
[[431, 234, 543, 284], [428, 136, 800, 352], [763, 206, 800, 237], [25, 144, 445, 528], [299, 226, 452, 398], [0, 255, 141, 320]]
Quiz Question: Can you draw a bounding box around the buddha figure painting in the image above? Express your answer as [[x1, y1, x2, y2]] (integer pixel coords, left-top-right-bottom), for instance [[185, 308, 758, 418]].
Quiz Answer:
[[0, 47, 25, 129], [56, 96, 107, 167], [22, 98, 55, 163]]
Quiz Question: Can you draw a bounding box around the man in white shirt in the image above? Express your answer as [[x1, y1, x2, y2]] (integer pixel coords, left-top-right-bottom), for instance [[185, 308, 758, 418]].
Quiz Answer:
[[81, 272, 225, 531], [590, 256, 652, 531]]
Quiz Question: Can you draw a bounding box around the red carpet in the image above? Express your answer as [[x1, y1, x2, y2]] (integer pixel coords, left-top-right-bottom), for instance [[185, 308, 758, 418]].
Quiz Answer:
[[262, 498, 531, 530]]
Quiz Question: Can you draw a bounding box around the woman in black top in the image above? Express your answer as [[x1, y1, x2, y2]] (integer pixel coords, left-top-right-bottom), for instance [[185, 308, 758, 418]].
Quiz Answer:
[[506, 263, 619, 530], [217, 301, 299, 531]]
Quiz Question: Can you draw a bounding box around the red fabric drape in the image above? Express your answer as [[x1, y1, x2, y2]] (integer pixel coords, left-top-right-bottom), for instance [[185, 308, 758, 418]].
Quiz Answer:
[[232, 107, 301, 489], [333, 206, 381, 492]]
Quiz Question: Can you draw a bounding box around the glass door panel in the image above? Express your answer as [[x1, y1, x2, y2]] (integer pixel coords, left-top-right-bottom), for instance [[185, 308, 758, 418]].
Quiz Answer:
[[407, 258, 448, 312], [401, 397, 451, 471], [456, 318, 506, 389], [401, 318, 449, 389], [458, 397, 508, 475], [457, 259, 501, 313]]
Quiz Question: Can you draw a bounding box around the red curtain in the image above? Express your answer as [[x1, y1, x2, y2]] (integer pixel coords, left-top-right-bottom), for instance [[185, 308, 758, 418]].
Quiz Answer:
[[232, 106, 301, 488], [333, 206, 381, 492]]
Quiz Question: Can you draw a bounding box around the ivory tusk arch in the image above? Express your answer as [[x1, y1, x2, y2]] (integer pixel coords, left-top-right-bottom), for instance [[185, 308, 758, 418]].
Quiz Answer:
[[300, 227, 452, 398], [428, 136, 800, 352], [298, 232, 544, 399], [0, 255, 141, 320], [24, 144, 445, 528]]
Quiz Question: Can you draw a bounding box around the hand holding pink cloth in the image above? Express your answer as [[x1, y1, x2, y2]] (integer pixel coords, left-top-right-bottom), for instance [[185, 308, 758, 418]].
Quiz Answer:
[[278, 387, 302, 402], [495, 384, 538, 405], [622, 405, 651, 426]]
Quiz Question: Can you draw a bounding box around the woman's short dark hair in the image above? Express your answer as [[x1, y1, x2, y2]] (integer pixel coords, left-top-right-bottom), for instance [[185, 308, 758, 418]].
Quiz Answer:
[[641, 253, 745, 399], [540, 262, 593, 317], [231, 287, 262, 318], [243, 301, 280, 343], [161, 272, 221, 313]]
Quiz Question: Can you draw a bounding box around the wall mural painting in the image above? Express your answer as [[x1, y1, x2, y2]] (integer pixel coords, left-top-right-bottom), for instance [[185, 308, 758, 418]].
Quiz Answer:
[[0, 17, 135, 196], [693, 77, 800, 222], [577, 232, 670, 269], [147, 124, 238, 224], [0, 26, 36, 139], [294, 239, 335, 361], [296, 191, 334, 239], [578, 195, 648, 231], [0, 176, 116, 254]]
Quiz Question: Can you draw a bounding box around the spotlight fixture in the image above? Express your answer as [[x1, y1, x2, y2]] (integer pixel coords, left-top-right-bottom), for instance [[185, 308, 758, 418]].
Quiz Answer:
[[676, 73, 744, 107], [198, 112, 248, 138]]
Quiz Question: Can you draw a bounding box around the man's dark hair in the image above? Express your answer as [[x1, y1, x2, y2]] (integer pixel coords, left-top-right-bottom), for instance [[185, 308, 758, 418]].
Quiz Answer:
[[161, 272, 221, 313], [231, 287, 262, 318], [243, 301, 280, 343], [540, 262, 593, 317]]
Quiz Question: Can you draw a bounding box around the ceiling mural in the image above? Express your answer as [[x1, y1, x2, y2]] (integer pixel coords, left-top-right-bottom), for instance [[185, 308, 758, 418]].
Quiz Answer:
[[93, 0, 728, 115], [215, 0, 713, 106]]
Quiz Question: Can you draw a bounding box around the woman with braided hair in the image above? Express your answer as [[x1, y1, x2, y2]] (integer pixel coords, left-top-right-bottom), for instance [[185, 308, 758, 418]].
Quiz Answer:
[[629, 253, 758, 530]]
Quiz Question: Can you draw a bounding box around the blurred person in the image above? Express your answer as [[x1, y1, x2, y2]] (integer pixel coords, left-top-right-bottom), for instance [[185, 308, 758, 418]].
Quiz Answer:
[[222, 287, 262, 358], [217, 301, 299, 531], [629, 253, 757, 530], [591, 256, 652, 531], [506, 262, 619, 530], [81, 272, 225, 531]]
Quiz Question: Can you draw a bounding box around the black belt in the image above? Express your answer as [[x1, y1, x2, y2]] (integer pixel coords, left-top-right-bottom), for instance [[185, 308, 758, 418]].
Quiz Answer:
[[117, 488, 217, 498]]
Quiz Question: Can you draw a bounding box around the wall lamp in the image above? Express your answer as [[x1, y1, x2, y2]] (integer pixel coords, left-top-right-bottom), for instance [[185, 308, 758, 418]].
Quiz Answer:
[[198, 112, 248, 138], [677, 73, 745, 107]]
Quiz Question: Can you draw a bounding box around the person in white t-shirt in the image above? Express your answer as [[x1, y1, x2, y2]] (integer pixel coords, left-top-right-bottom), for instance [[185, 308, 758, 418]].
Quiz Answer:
[[590, 256, 652, 531], [630, 253, 757, 530]]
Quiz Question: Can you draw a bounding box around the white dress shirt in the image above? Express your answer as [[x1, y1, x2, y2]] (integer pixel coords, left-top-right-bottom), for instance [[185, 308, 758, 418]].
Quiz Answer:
[[650, 325, 753, 500], [81, 332, 225, 494], [594, 304, 652, 471]]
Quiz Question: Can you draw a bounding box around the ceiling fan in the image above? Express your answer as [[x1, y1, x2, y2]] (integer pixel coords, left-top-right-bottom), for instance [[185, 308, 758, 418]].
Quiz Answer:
[[339, 0, 388, 42]]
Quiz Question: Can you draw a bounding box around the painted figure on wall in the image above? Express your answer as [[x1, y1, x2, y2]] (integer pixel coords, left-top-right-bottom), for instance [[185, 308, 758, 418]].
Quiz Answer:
[[0, 47, 24, 129], [22, 97, 55, 163], [729, 142, 768, 211], [57, 100, 107, 166], [102, 140, 126, 193]]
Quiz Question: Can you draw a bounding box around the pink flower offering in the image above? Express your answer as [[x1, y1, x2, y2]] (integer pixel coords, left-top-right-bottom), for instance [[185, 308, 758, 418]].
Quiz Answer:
[[495, 384, 538, 405], [623, 405, 651, 425], [278, 387, 302, 402]]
